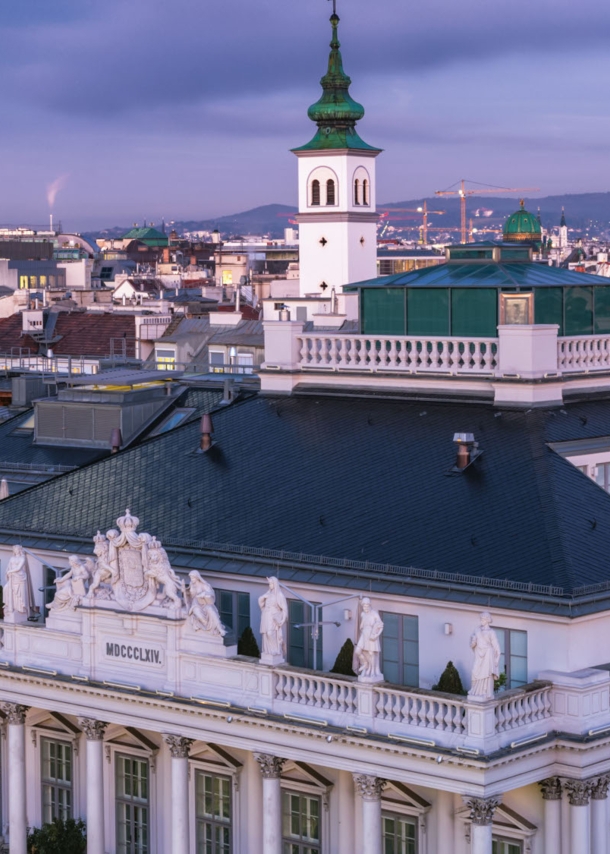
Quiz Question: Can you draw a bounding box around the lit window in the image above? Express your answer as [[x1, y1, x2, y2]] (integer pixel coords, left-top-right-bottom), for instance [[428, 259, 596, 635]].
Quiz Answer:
[[382, 813, 417, 854], [495, 628, 527, 688], [311, 180, 321, 206], [29, 276, 37, 288], [210, 351, 225, 373], [326, 179, 336, 206], [237, 352, 254, 374], [41, 738, 73, 823], [39, 275, 47, 287], [282, 791, 321, 854], [354, 179, 361, 206], [155, 348, 176, 371], [222, 270, 233, 285], [116, 755, 149, 854], [363, 179, 369, 206], [196, 771, 232, 854], [19, 276, 28, 289]]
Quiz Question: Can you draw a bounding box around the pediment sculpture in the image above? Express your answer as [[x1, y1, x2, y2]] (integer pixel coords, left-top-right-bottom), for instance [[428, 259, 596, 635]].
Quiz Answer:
[[4, 545, 35, 623], [44, 510, 225, 635]]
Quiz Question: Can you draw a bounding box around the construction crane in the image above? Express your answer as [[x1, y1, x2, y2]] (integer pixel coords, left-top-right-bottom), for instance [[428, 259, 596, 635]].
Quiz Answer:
[[378, 202, 445, 243], [435, 179, 540, 244]]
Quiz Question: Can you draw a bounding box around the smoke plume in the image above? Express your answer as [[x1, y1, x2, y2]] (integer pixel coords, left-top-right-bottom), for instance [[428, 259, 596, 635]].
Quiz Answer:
[[46, 174, 69, 209]]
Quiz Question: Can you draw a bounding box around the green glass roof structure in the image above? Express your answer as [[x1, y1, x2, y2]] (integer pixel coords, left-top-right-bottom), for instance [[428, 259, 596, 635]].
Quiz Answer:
[[292, 13, 380, 153]]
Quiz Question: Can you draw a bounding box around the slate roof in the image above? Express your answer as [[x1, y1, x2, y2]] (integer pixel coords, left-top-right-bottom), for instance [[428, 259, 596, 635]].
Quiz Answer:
[[1, 393, 610, 610], [348, 262, 610, 289]]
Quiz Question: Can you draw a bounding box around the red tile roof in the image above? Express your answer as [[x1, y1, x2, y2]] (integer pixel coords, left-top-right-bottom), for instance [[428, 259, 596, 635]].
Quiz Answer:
[[0, 315, 39, 354], [52, 313, 136, 357]]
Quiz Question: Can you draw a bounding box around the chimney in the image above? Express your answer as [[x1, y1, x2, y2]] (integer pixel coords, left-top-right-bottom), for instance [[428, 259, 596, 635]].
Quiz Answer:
[[200, 414, 213, 451], [453, 433, 476, 470], [110, 427, 122, 454], [162, 247, 170, 264]]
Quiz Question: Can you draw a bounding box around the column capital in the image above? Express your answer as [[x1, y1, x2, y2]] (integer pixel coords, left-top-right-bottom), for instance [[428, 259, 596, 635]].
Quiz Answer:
[[590, 774, 610, 801], [78, 718, 108, 741], [1, 702, 29, 724], [565, 779, 592, 806], [164, 735, 193, 759], [464, 795, 501, 826], [353, 774, 387, 801], [539, 777, 563, 801], [254, 753, 286, 779]]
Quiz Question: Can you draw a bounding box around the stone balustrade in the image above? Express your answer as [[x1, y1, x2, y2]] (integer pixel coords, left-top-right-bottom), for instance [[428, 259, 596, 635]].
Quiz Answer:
[[297, 334, 498, 375], [558, 335, 610, 373]]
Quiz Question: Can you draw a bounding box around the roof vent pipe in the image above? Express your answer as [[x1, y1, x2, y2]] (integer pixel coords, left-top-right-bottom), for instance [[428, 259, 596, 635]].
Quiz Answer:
[[279, 307, 290, 321], [453, 432, 475, 470], [110, 427, 122, 454], [200, 414, 213, 451]]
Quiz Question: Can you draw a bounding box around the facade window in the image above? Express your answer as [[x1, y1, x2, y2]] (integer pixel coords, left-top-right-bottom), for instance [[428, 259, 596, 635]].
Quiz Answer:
[[492, 838, 522, 854], [49, 276, 56, 287], [496, 628, 527, 688], [19, 276, 28, 289], [195, 770, 232, 854], [155, 348, 176, 371], [116, 755, 149, 854], [41, 738, 73, 823], [311, 180, 321, 206], [326, 179, 336, 206], [382, 813, 417, 854], [354, 179, 361, 206], [282, 791, 321, 854], [29, 276, 37, 288], [288, 600, 322, 670], [237, 352, 254, 374], [222, 270, 233, 285], [210, 351, 225, 373], [596, 462, 610, 492], [40, 275, 47, 287], [217, 590, 250, 640], [381, 613, 419, 687], [363, 180, 369, 206]]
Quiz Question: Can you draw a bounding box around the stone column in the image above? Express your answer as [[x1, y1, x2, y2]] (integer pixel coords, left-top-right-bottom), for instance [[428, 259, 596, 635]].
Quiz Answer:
[[79, 719, 107, 854], [464, 796, 501, 854], [590, 775, 610, 854], [164, 735, 193, 854], [539, 777, 563, 854], [353, 774, 387, 854], [1, 703, 29, 854], [565, 780, 591, 854], [255, 754, 286, 854]]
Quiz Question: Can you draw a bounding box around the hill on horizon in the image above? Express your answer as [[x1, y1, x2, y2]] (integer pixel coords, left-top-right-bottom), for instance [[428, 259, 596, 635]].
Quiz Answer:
[[84, 193, 610, 242]]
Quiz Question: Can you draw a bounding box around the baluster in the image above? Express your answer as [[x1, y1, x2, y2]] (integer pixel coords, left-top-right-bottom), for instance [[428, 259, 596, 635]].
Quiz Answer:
[[276, 672, 285, 700], [495, 702, 505, 732], [438, 340, 449, 371], [388, 338, 398, 369], [328, 337, 338, 369], [299, 338, 308, 366]]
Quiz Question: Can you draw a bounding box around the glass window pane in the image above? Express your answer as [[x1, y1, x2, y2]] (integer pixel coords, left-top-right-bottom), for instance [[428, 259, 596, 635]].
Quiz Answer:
[[595, 287, 610, 334], [362, 289, 406, 336], [510, 630, 527, 657], [407, 288, 449, 336], [451, 288, 497, 337], [565, 286, 593, 335], [534, 287, 563, 334]]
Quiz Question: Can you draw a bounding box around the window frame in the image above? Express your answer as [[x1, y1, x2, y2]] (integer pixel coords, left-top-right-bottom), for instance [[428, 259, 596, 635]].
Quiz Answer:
[[189, 754, 241, 854], [40, 736, 74, 823], [288, 599, 323, 670], [380, 611, 419, 688], [492, 837, 523, 854], [282, 788, 322, 854], [311, 180, 321, 207], [380, 783, 430, 854], [113, 749, 153, 854], [381, 810, 418, 854], [325, 179, 336, 207], [215, 589, 251, 642], [194, 768, 233, 854], [495, 627, 528, 689]]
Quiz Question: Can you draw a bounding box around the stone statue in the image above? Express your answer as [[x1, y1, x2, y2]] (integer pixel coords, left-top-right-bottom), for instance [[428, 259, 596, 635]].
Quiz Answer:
[[86, 532, 118, 600], [185, 571, 226, 636], [104, 509, 157, 612], [353, 597, 384, 683], [48, 555, 90, 612], [469, 611, 501, 700], [144, 538, 184, 612], [4, 545, 34, 621], [258, 577, 288, 663]]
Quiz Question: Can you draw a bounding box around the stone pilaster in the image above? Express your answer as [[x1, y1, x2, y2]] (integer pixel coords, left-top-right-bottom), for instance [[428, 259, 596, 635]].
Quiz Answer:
[[255, 753, 286, 779], [255, 755, 286, 854], [464, 796, 501, 854], [539, 777, 562, 800], [354, 775, 386, 854], [565, 779, 592, 854], [78, 719, 107, 854], [164, 734, 193, 758], [164, 735, 193, 854], [1, 703, 29, 724], [78, 718, 107, 741]]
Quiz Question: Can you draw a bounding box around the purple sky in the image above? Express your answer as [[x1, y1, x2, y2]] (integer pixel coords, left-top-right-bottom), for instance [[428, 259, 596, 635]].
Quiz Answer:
[[1, 0, 609, 230]]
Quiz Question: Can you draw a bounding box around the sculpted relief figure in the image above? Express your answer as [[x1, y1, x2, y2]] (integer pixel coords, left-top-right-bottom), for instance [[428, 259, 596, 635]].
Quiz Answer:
[[185, 571, 226, 636], [259, 577, 288, 663], [469, 611, 501, 700], [86, 532, 119, 600], [48, 555, 90, 612], [145, 538, 184, 613], [4, 545, 34, 621], [353, 597, 384, 683]]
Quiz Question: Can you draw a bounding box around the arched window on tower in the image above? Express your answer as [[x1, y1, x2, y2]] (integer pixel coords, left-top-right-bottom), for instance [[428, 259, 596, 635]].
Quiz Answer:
[[311, 180, 321, 206], [362, 179, 369, 206], [326, 179, 336, 206], [354, 179, 361, 206]]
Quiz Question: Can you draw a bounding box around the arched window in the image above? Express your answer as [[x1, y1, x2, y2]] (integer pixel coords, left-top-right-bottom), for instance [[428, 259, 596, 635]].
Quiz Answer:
[[362, 179, 369, 206], [354, 179, 361, 206], [326, 179, 336, 206], [311, 180, 321, 206]]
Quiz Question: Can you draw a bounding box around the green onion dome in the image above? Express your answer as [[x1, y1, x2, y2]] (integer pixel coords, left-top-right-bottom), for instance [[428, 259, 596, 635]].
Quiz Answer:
[[503, 200, 542, 243]]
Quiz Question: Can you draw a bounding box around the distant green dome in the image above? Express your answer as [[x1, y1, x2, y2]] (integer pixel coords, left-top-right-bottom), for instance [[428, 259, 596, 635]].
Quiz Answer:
[[503, 200, 542, 243]]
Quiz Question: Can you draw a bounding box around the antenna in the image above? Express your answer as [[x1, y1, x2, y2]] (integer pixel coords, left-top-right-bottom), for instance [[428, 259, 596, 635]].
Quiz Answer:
[[328, 0, 337, 14]]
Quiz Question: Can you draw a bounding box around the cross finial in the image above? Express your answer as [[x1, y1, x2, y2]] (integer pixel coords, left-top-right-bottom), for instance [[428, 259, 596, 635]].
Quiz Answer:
[[329, 0, 337, 15]]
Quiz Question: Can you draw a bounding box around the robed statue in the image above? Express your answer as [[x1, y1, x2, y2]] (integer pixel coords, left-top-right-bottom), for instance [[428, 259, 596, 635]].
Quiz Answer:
[[469, 611, 501, 699]]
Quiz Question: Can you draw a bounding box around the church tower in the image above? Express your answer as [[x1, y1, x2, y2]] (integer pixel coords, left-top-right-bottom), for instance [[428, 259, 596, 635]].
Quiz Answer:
[[292, 11, 381, 297]]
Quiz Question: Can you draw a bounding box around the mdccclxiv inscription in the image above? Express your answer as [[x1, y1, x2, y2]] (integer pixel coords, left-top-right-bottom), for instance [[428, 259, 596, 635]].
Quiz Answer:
[[104, 642, 163, 665]]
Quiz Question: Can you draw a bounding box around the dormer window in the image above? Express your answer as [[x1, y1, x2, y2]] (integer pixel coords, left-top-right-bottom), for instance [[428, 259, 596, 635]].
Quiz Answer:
[[326, 179, 336, 206], [354, 179, 361, 206], [311, 180, 321, 206]]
